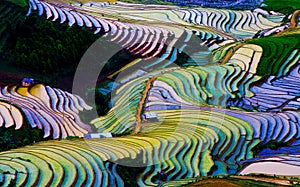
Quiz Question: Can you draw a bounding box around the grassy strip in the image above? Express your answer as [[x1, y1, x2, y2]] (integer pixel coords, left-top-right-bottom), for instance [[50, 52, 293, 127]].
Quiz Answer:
[[263, 0, 300, 15], [247, 34, 300, 77]]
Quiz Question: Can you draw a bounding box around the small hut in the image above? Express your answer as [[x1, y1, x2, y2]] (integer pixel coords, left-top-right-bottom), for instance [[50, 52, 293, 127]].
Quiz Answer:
[[142, 112, 159, 122], [21, 78, 34, 87], [84, 132, 113, 139]]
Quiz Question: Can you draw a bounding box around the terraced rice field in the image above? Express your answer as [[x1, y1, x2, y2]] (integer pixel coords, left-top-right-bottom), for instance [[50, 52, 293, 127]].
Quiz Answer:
[[0, 112, 257, 186], [0, 84, 92, 139], [180, 7, 284, 37], [27, 0, 238, 78], [1, 0, 300, 186]]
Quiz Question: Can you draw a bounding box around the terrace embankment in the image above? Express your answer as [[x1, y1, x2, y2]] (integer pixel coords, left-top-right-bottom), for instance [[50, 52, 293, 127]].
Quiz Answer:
[[134, 68, 180, 134], [290, 9, 300, 28], [134, 76, 157, 134], [219, 43, 244, 64]]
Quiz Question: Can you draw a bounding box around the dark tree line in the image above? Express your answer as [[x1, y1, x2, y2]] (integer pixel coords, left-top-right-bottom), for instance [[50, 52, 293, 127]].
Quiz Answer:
[[2, 9, 99, 74]]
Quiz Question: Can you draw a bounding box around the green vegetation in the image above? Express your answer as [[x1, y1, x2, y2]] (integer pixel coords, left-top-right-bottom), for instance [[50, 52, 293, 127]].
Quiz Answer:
[[247, 34, 300, 77], [0, 0, 139, 114], [95, 87, 111, 116], [116, 156, 146, 186], [0, 0, 99, 87], [0, 110, 48, 152], [251, 140, 288, 156], [263, 0, 300, 15], [1, 0, 300, 185], [65, 136, 82, 140], [0, 1, 27, 52], [1, 0, 135, 88], [6, 0, 27, 7], [7, 178, 16, 187], [115, 129, 134, 137], [4, 13, 98, 74]]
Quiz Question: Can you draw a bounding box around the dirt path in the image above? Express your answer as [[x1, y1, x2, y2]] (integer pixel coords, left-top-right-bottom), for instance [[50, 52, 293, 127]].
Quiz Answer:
[[230, 175, 291, 186], [275, 9, 300, 36], [133, 76, 158, 134], [134, 40, 244, 134], [219, 43, 244, 64], [290, 10, 300, 29], [133, 68, 180, 134]]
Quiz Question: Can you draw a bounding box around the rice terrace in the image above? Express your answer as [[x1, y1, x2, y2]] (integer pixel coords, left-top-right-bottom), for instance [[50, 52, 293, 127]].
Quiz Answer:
[[1, 0, 300, 186]]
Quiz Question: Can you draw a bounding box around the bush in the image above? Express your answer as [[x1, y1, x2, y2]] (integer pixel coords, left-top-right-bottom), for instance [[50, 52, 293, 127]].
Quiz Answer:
[[263, 0, 300, 15], [0, 113, 48, 152], [65, 136, 81, 140], [251, 140, 288, 156]]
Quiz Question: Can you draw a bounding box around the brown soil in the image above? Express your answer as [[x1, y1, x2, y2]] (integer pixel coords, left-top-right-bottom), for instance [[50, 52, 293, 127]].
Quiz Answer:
[[230, 176, 291, 186], [133, 68, 181, 134], [188, 179, 240, 187], [290, 10, 300, 29], [134, 76, 157, 134], [219, 43, 244, 64]]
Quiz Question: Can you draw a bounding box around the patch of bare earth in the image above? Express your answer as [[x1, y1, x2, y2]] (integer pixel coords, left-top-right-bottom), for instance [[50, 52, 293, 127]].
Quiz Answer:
[[187, 179, 240, 187]]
